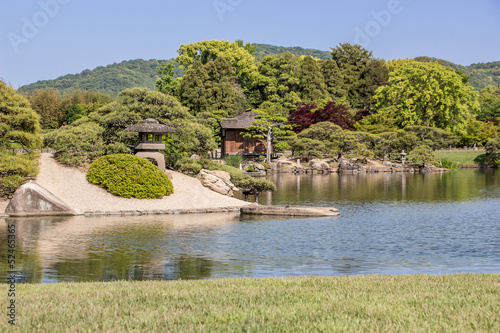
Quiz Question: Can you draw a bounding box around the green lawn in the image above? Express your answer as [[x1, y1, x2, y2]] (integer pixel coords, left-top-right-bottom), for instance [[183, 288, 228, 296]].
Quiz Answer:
[[435, 149, 487, 166], [2, 274, 499, 332]]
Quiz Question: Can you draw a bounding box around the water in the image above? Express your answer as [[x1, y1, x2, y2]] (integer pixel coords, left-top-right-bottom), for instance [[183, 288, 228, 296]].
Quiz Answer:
[[1, 169, 499, 283]]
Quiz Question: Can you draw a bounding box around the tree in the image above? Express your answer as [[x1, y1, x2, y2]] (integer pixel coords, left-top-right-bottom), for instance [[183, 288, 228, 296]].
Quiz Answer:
[[373, 61, 480, 135], [0, 81, 43, 197], [296, 56, 329, 104], [319, 59, 346, 100], [288, 101, 356, 133], [359, 59, 389, 109], [27, 87, 63, 129], [177, 57, 248, 117], [407, 145, 437, 167], [242, 109, 293, 163], [175, 40, 259, 91], [478, 85, 500, 121], [156, 61, 179, 95], [485, 136, 500, 165], [330, 43, 373, 108], [252, 52, 301, 113]]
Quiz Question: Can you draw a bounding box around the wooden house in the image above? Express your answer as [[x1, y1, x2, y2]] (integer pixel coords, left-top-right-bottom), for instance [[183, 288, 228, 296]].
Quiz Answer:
[[220, 111, 267, 157]]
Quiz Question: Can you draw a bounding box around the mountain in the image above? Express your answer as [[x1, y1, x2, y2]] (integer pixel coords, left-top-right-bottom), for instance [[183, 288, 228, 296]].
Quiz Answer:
[[19, 59, 181, 96], [19, 45, 499, 95], [414, 57, 500, 90]]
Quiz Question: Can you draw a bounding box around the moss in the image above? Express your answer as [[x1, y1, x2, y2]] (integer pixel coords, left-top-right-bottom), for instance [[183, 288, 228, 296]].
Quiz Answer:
[[87, 154, 173, 199]]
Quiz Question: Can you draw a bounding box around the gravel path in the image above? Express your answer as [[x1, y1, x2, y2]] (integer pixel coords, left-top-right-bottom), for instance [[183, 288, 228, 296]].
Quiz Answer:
[[2, 154, 251, 215]]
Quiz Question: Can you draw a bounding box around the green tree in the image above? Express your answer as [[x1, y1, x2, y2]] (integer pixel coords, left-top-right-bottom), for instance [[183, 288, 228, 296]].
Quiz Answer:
[[242, 108, 293, 163], [484, 136, 500, 165], [407, 145, 437, 167], [296, 56, 329, 104], [0, 81, 43, 197], [252, 52, 301, 114], [319, 59, 346, 100], [156, 61, 180, 95], [359, 59, 389, 109], [478, 85, 500, 121], [177, 57, 248, 117], [373, 61, 480, 135], [27, 87, 63, 129], [175, 40, 258, 90], [331, 43, 373, 108]]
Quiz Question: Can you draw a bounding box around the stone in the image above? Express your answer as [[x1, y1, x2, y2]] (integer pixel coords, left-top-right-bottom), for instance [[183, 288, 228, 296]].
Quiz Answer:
[[241, 205, 339, 217], [242, 161, 265, 172], [308, 158, 331, 171], [338, 159, 366, 173], [197, 169, 237, 196], [6, 181, 78, 217]]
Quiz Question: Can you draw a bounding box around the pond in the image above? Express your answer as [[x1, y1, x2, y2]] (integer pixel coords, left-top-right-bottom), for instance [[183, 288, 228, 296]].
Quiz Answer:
[[1, 169, 499, 283]]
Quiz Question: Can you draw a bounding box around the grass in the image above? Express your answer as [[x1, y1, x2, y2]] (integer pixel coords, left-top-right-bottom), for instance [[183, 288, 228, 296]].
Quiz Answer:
[[2, 274, 499, 332], [435, 149, 487, 166]]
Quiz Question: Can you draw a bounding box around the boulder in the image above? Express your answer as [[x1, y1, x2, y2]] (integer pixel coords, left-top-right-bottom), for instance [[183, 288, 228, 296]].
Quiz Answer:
[[242, 161, 265, 172], [338, 159, 366, 173], [308, 159, 331, 171], [6, 181, 78, 217], [197, 169, 237, 196]]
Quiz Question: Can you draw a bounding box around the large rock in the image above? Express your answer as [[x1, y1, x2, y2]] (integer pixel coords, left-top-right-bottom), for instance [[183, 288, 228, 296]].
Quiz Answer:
[[6, 181, 78, 217], [197, 169, 238, 197], [308, 159, 331, 171], [338, 159, 366, 173], [242, 161, 265, 172]]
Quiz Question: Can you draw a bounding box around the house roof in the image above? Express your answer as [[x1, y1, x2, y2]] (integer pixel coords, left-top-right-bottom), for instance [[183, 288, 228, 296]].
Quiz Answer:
[[220, 111, 258, 129], [124, 118, 176, 133]]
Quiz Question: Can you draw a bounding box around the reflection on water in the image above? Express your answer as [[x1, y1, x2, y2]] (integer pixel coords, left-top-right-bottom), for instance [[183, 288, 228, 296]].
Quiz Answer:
[[1, 170, 499, 283]]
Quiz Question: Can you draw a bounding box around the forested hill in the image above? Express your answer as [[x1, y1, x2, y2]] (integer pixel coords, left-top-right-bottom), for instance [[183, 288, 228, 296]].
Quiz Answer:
[[253, 44, 332, 60], [19, 59, 181, 96], [19, 45, 499, 95], [414, 57, 500, 90]]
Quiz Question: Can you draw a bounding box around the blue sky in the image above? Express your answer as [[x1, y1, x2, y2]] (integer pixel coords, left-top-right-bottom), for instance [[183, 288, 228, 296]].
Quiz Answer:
[[1, 0, 499, 88]]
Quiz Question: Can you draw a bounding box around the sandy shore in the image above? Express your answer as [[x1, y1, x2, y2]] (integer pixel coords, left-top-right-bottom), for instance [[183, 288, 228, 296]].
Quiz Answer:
[[1, 153, 251, 216]]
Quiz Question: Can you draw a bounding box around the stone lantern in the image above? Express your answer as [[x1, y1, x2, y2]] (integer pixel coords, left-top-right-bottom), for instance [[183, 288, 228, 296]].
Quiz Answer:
[[400, 150, 407, 164], [124, 118, 176, 171]]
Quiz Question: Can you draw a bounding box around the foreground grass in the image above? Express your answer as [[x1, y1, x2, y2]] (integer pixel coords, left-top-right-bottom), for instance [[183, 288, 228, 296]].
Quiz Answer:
[[435, 149, 486, 166], [2, 274, 499, 332]]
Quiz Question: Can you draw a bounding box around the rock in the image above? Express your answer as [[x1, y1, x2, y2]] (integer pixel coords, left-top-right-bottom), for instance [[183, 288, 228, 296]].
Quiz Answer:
[[197, 169, 237, 196], [242, 161, 265, 172], [241, 205, 339, 217], [6, 181, 78, 217], [382, 161, 403, 168], [338, 159, 366, 173], [308, 159, 331, 171]]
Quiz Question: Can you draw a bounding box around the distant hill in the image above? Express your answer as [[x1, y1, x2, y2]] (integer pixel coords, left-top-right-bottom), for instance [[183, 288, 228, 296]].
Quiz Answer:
[[254, 43, 332, 60], [414, 56, 500, 90], [19, 59, 182, 96], [19, 45, 499, 95]]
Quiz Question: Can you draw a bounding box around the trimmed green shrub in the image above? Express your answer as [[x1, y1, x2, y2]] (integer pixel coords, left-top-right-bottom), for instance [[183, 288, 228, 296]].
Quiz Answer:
[[87, 154, 173, 199]]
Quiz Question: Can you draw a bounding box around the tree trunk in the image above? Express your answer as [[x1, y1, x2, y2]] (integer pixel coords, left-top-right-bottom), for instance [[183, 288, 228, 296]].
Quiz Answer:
[[266, 128, 272, 164]]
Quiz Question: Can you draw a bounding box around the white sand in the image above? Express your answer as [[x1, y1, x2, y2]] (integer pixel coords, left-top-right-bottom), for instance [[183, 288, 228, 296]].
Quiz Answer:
[[1, 153, 251, 215]]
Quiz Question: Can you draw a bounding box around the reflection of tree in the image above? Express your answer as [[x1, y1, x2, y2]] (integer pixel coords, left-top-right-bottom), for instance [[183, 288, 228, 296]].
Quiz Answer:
[[164, 255, 214, 280], [264, 171, 498, 205]]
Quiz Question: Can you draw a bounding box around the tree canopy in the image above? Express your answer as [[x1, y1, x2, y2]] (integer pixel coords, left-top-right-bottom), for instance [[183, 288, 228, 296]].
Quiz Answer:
[[373, 61, 480, 135]]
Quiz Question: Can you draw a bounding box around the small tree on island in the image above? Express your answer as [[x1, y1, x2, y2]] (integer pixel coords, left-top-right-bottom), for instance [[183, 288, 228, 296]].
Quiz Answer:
[[407, 145, 438, 167], [242, 109, 294, 164]]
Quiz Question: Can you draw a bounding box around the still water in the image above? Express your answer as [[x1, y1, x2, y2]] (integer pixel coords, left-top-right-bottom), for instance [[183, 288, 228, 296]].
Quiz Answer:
[[1, 169, 499, 283]]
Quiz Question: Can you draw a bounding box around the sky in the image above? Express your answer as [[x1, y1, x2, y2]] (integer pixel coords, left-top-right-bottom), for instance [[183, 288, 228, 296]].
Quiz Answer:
[[1, 0, 499, 88]]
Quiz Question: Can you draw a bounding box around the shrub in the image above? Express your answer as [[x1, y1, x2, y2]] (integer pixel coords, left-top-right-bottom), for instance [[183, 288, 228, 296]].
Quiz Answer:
[[408, 145, 438, 167], [437, 158, 460, 170], [224, 154, 243, 167], [485, 136, 500, 165], [87, 154, 173, 199]]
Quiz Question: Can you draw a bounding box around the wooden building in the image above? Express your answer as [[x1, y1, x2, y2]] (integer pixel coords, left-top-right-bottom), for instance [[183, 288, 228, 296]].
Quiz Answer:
[[220, 111, 266, 157]]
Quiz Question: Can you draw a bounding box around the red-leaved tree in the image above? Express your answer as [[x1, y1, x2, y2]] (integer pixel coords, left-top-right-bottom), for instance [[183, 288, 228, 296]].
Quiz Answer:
[[288, 101, 358, 133]]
